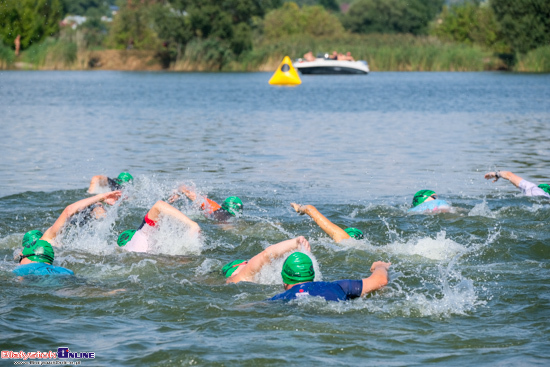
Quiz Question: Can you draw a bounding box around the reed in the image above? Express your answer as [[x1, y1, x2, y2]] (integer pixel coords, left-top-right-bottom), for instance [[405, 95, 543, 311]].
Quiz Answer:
[[0, 39, 15, 68], [21, 38, 77, 69], [515, 46, 550, 72], [243, 33, 501, 71]]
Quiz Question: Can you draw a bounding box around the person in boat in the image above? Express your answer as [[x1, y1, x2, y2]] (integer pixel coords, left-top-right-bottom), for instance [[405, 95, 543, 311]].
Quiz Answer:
[[484, 170, 550, 198], [408, 190, 451, 213], [345, 52, 355, 61], [88, 172, 133, 193], [117, 200, 200, 253], [269, 252, 390, 302], [290, 203, 364, 243], [14, 191, 122, 276], [222, 236, 311, 284], [329, 51, 338, 60], [303, 51, 315, 62], [169, 185, 243, 221]]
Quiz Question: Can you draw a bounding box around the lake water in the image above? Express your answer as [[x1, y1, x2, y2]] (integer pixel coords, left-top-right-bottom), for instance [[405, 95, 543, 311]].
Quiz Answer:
[[1, 71, 549, 366]]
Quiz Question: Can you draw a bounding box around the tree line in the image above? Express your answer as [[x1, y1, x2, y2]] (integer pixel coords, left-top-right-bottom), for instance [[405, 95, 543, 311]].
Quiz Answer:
[[0, 0, 548, 69]]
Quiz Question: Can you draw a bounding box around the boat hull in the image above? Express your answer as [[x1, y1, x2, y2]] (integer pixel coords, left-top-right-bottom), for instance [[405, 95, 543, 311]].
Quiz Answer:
[[293, 59, 369, 75]]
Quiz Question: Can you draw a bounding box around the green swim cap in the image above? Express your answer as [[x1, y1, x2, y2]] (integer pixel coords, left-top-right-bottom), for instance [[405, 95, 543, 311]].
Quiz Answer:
[[221, 196, 243, 216], [117, 229, 136, 247], [281, 252, 315, 285], [221, 259, 247, 278], [116, 172, 133, 184], [344, 227, 364, 240], [412, 190, 436, 207], [22, 239, 55, 264], [22, 230, 43, 248], [538, 184, 550, 195]]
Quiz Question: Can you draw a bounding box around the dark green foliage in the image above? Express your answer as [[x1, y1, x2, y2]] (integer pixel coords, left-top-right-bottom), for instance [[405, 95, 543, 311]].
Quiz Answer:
[[0, 38, 15, 65], [342, 0, 443, 35], [263, 2, 344, 39], [60, 0, 109, 17], [491, 0, 550, 54], [0, 0, 63, 50], [431, 2, 508, 53]]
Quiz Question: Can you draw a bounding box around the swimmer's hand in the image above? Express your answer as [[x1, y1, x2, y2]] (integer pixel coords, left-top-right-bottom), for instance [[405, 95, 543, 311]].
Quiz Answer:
[[291, 203, 307, 215], [484, 172, 499, 183], [167, 192, 180, 204], [370, 261, 391, 273], [102, 191, 122, 205], [296, 236, 311, 252]]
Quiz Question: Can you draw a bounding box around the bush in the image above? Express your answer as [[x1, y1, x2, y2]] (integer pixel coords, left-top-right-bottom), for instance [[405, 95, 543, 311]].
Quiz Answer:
[[263, 2, 344, 39], [343, 0, 443, 35], [0, 39, 15, 67]]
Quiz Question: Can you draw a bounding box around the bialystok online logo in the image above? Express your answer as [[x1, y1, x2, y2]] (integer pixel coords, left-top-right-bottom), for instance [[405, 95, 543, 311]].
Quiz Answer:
[[1, 348, 95, 360]]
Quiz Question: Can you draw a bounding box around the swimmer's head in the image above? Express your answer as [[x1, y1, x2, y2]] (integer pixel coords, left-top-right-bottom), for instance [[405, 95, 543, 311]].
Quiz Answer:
[[344, 227, 364, 240], [538, 184, 550, 195], [281, 252, 315, 285], [117, 229, 136, 247], [20, 239, 54, 264], [22, 230, 43, 248], [221, 259, 247, 278], [221, 196, 243, 217], [412, 190, 436, 207], [115, 172, 133, 185]]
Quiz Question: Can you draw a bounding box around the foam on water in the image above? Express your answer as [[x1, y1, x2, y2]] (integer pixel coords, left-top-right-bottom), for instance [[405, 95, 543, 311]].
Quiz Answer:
[[149, 216, 203, 256], [385, 231, 468, 261], [468, 199, 496, 218]]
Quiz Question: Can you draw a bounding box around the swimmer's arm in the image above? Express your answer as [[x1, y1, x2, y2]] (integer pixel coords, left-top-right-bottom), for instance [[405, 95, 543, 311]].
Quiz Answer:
[[41, 191, 122, 243], [485, 171, 523, 188], [168, 185, 198, 203], [88, 175, 109, 194], [361, 261, 390, 296], [291, 203, 350, 243], [148, 200, 200, 234], [229, 236, 311, 283]]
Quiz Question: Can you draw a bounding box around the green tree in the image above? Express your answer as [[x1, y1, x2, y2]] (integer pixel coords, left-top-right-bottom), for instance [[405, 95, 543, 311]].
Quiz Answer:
[[263, 2, 344, 39], [431, 2, 507, 52], [491, 0, 550, 54], [106, 0, 160, 50], [60, 0, 109, 17], [342, 0, 443, 35], [0, 0, 63, 50]]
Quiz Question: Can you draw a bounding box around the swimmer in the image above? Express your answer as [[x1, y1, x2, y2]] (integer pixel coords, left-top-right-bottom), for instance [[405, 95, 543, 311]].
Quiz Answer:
[[408, 190, 451, 213], [117, 200, 200, 253], [88, 172, 133, 193], [484, 171, 550, 198], [14, 191, 122, 276], [269, 252, 390, 302], [169, 185, 243, 221], [290, 203, 364, 243], [223, 236, 311, 284]]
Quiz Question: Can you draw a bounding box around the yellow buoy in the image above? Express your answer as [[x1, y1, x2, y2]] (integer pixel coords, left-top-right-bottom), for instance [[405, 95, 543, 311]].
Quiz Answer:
[[268, 56, 302, 86]]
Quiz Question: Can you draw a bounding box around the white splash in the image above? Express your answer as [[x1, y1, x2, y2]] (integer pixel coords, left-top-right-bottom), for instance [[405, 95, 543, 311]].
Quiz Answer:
[[385, 231, 467, 261], [468, 200, 496, 218]]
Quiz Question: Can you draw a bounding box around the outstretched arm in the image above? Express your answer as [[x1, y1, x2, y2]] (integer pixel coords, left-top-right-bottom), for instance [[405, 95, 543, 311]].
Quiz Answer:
[[168, 186, 221, 214], [88, 175, 109, 194], [291, 203, 350, 243], [228, 236, 311, 284], [361, 261, 390, 296], [484, 171, 523, 188], [41, 191, 122, 244], [147, 200, 200, 234]]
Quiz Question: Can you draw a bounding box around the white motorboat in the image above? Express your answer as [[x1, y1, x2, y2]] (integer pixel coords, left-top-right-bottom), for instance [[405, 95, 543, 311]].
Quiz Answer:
[[293, 55, 369, 75]]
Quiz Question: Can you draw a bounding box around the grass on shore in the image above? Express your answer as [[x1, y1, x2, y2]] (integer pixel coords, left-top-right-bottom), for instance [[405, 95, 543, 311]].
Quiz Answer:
[[1, 33, 548, 72]]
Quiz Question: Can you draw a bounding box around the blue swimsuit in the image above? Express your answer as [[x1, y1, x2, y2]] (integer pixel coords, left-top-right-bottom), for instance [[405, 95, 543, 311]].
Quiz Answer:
[[269, 280, 363, 302], [408, 199, 451, 213], [13, 263, 74, 276]]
